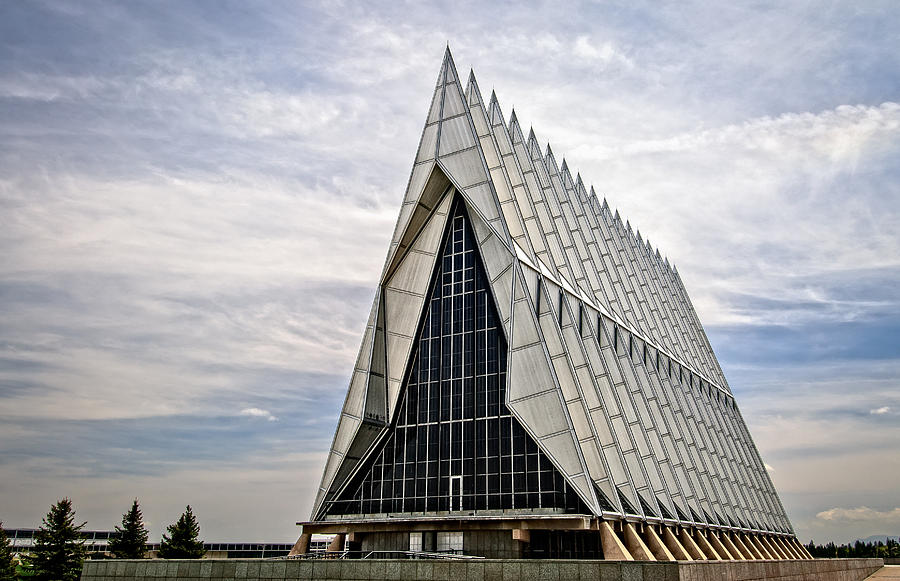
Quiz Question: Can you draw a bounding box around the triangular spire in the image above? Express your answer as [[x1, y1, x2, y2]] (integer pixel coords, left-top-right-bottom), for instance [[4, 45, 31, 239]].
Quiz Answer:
[[465, 69, 480, 106]]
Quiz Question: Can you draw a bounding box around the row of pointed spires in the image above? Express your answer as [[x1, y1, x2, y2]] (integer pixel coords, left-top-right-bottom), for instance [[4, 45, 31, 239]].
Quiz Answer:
[[461, 63, 679, 278]]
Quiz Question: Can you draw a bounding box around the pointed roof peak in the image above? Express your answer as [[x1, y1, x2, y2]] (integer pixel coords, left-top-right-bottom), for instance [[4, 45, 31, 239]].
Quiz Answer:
[[614, 209, 621, 221], [509, 108, 518, 125], [545, 143, 554, 158], [560, 158, 569, 172], [467, 68, 476, 85], [527, 127, 537, 142], [489, 89, 498, 104]]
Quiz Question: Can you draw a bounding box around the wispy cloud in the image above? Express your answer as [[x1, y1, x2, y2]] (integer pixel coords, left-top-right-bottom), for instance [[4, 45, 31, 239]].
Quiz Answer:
[[240, 408, 278, 422], [817, 507, 900, 524], [1, 0, 898, 545]]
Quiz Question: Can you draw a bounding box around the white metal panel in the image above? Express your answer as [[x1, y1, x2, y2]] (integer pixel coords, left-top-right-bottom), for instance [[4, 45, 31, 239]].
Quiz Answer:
[[438, 149, 488, 189], [387, 250, 436, 294], [441, 83, 467, 117], [510, 390, 567, 437], [438, 114, 477, 155], [510, 299, 540, 348], [417, 124, 439, 163], [543, 431, 586, 476], [383, 288, 424, 344], [507, 343, 555, 401], [464, 182, 501, 222], [386, 332, 414, 383]]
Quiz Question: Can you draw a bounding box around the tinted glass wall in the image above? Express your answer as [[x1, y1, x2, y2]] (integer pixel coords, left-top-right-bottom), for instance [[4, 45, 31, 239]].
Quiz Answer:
[[325, 199, 588, 517]]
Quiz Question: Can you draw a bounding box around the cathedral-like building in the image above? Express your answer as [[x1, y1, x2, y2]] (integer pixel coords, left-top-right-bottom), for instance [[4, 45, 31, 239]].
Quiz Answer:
[[295, 48, 810, 561]]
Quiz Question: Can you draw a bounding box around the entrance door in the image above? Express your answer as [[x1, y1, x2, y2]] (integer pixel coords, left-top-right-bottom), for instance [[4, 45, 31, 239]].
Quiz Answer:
[[450, 475, 462, 511]]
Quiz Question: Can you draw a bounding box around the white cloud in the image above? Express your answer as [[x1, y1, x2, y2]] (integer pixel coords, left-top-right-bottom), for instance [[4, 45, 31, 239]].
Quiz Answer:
[[870, 406, 891, 415], [816, 507, 900, 523], [572, 36, 634, 70], [240, 408, 278, 422]]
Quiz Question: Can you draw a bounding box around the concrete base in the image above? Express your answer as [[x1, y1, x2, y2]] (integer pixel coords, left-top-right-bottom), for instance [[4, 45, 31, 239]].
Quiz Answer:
[[82, 557, 884, 580]]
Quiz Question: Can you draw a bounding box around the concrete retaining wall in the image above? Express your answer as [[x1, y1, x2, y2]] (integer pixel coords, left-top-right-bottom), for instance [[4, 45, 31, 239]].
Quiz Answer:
[[81, 557, 884, 581]]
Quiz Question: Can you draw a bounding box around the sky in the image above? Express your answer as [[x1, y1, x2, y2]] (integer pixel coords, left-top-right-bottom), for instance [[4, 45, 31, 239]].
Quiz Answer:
[[0, 0, 898, 545]]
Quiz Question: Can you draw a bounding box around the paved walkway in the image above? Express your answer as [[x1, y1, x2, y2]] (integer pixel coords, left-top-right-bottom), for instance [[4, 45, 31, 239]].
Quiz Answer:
[[867, 566, 900, 579]]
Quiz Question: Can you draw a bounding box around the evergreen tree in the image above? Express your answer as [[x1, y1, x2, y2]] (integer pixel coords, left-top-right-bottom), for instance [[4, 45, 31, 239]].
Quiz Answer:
[[157, 506, 205, 559], [0, 523, 17, 581], [108, 499, 149, 559], [30, 498, 86, 581]]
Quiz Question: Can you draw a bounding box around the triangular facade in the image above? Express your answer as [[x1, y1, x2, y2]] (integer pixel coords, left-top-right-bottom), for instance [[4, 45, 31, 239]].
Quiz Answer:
[[300, 48, 809, 561]]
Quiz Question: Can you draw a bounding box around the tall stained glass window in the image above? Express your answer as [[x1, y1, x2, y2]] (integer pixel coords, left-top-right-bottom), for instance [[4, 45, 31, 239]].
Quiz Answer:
[[326, 198, 588, 517]]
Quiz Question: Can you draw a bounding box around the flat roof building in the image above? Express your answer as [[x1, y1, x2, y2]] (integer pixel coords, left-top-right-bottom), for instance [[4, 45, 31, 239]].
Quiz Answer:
[[296, 48, 810, 561]]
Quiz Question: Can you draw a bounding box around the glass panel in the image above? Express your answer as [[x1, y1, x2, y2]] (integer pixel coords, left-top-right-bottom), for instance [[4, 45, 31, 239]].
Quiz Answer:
[[325, 198, 588, 517]]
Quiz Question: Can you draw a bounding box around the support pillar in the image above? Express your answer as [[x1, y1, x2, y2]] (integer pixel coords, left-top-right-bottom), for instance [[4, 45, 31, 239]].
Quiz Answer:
[[645, 526, 676, 561], [761, 535, 787, 559], [749, 534, 773, 559], [720, 532, 745, 560], [600, 521, 634, 560], [623, 523, 656, 561], [512, 529, 530, 543], [694, 530, 722, 560], [288, 533, 310, 556], [708, 531, 735, 559], [793, 538, 813, 559], [730, 532, 755, 559], [679, 527, 707, 559], [662, 526, 692, 560], [327, 533, 346, 553], [776, 536, 800, 559]]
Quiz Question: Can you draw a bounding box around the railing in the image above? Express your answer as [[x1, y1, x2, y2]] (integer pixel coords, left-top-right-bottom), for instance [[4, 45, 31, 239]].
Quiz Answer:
[[281, 550, 483, 560]]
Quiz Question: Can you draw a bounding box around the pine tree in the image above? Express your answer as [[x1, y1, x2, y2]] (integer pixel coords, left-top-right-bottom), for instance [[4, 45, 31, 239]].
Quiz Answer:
[[0, 523, 17, 581], [157, 506, 205, 559], [108, 499, 149, 559], [30, 498, 86, 581]]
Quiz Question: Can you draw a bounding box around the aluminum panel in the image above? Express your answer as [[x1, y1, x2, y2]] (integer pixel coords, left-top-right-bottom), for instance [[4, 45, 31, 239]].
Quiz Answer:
[[491, 265, 514, 325], [416, 124, 439, 163], [438, 114, 477, 155], [439, 149, 488, 189], [386, 332, 414, 383], [542, 431, 584, 476], [383, 288, 425, 344], [507, 343, 555, 401], [510, 390, 568, 438], [441, 83, 466, 117], [387, 250, 436, 294], [464, 182, 501, 222], [511, 299, 540, 348]]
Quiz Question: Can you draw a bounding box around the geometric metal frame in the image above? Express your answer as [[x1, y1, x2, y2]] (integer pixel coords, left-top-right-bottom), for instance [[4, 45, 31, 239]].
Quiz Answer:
[[309, 47, 796, 544]]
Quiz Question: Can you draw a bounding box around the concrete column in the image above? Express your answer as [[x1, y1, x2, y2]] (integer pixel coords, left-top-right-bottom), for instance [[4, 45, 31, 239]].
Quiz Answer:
[[749, 534, 774, 559], [792, 538, 813, 559], [720, 532, 745, 560], [662, 526, 692, 560], [730, 532, 756, 559], [775, 536, 800, 559], [707, 531, 735, 559], [288, 533, 310, 556], [327, 533, 346, 552], [679, 528, 707, 560], [600, 521, 634, 560], [644, 526, 676, 561], [744, 533, 766, 559], [761, 535, 787, 559], [512, 529, 530, 543], [623, 523, 656, 561], [693, 530, 722, 560]]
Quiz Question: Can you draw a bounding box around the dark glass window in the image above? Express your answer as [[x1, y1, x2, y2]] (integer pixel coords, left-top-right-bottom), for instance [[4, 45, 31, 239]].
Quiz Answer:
[[325, 198, 588, 517]]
